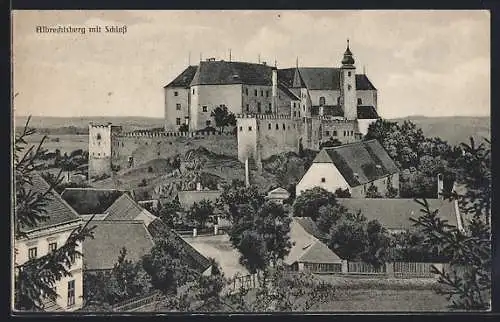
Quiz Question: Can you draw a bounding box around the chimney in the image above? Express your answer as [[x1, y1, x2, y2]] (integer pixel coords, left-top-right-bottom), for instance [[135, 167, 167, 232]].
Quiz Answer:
[[196, 182, 202, 191], [437, 173, 444, 199], [245, 158, 250, 187], [272, 68, 278, 114]]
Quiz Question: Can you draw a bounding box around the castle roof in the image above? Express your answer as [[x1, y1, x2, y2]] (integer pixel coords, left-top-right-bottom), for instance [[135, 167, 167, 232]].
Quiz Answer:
[[313, 139, 399, 187], [19, 173, 82, 233], [336, 198, 459, 231], [294, 68, 376, 91], [277, 68, 296, 88], [278, 82, 300, 100], [190, 61, 273, 86], [164, 65, 198, 88]]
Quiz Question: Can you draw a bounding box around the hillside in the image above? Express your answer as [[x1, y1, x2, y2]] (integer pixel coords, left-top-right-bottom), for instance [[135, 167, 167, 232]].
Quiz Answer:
[[14, 116, 165, 133], [389, 116, 490, 147]]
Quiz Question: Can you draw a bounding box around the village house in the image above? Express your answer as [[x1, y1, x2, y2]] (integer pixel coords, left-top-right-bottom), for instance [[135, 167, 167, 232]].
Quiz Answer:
[[284, 217, 345, 273], [14, 174, 84, 311], [336, 198, 464, 234], [295, 139, 399, 198], [60, 188, 134, 215]]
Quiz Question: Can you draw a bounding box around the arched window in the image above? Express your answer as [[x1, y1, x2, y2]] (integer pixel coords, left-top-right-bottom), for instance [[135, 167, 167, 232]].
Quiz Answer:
[[319, 97, 326, 106]]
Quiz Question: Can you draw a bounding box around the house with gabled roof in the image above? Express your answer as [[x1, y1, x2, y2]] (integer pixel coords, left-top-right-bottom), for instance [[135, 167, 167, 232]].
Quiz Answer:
[[103, 193, 158, 227], [14, 174, 84, 311], [296, 139, 399, 198], [285, 217, 344, 273], [60, 188, 134, 215], [82, 220, 155, 271]]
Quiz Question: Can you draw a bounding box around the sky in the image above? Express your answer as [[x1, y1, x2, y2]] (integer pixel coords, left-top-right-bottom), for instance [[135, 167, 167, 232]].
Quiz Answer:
[[12, 10, 490, 119]]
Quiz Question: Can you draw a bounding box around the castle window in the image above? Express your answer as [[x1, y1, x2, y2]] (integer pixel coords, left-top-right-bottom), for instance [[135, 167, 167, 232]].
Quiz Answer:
[[351, 131, 354, 136], [325, 130, 330, 136], [260, 90, 264, 96], [246, 104, 249, 112], [248, 126, 252, 131], [202, 106, 207, 112], [333, 130, 337, 136], [283, 124, 286, 130], [343, 131, 346, 136], [348, 85, 352, 91], [357, 98, 362, 105], [268, 123, 271, 130], [176, 118, 181, 125], [206, 120, 211, 127], [298, 111, 301, 117], [266, 91, 269, 97], [254, 89, 258, 96], [98, 153, 100, 156], [293, 111, 297, 117], [176, 103, 181, 110], [28, 247, 37, 260], [321, 177, 326, 183], [96, 133, 101, 140], [319, 97, 326, 106], [239, 126, 243, 132], [174, 91, 178, 96], [268, 103, 272, 112], [245, 88, 249, 96], [276, 124, 279, 130], [257, 103, 261, 113], [192, 88, 195, 95], [348, 71, 352, 77]]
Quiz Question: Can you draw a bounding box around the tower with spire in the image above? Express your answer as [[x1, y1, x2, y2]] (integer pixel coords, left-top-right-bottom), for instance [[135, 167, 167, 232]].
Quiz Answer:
[[339, 39, 357, 120]]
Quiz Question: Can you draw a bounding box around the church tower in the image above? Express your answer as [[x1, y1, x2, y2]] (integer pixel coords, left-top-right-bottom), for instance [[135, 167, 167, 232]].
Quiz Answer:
[[340, 40, 357, 120]]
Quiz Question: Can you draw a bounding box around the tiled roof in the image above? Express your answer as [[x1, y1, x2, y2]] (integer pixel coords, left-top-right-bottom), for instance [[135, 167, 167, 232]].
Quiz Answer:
[[297, 68, 377, 91], [83, 220, 155, 270], [278, 82, 300, 100], [147, 219, 212, 273], [177, 190, 222, 209], [285, 218, 342, 265], [337, 198, 459, 231], [190, 61, 273, 86], [20, 173, 81, 233], [314, 140, 399, 187], [164, 65, 198, 88], [293, 217, 328, 241], [60, 188, 133, 215], [277, 68, 296, 88], [356, 74, 377, 90], [104, 193, 150, 221], [357, 106, 379, 119]]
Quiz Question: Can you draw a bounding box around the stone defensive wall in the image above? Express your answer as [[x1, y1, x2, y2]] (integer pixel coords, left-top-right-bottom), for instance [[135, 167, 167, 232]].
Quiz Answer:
[[236, 113, 295, 120], [119, 130, 235, 138]]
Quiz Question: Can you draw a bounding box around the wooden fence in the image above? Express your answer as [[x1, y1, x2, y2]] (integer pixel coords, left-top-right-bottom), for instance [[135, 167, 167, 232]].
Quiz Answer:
[[346, 261, 446, 278], [347, 261, 387, 275]]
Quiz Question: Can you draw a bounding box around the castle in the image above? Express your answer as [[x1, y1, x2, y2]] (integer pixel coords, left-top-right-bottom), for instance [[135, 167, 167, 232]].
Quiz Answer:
[[89, 42, 380, 178]]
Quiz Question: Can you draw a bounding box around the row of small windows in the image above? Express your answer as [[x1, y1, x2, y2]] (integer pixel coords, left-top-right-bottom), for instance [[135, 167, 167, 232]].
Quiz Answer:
[[28, 242, 58, 260], [239, 123, 295, 132], [323, 130, 354, 137], [245, 102, 272, 113], [244, 88, 270, 97], [317, 97, 363, 106]]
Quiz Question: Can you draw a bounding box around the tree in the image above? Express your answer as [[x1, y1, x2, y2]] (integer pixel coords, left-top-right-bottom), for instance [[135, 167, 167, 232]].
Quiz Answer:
[[216, 179, 266, 223], [327, 211, 390, 268], [154, 199, 182, 228], [410, 137, 491, 310], [230, 201, 292, 273], [14, 116, 95, 311], [365, 183, 383, 198], [187, 199, 215, 229], [210, 105, 236, 133], [141, 238, 198, 296], [315, 203, 349, 235], [334, 188, 351, 198], [292, 187, 338, 220]]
